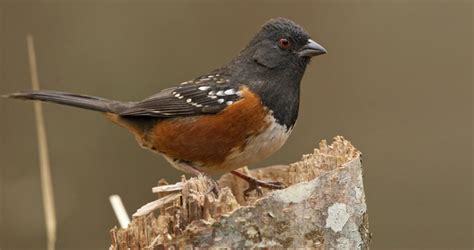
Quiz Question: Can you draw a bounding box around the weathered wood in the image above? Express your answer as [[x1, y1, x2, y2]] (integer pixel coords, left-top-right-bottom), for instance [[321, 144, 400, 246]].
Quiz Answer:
[[133, 193, 182, 217], [110, 136, 371, 249], [152, 182, 184, 193]]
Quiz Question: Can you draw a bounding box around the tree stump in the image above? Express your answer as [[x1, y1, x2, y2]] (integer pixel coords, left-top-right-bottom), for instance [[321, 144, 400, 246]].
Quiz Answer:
[[109, 136, 371, 249]]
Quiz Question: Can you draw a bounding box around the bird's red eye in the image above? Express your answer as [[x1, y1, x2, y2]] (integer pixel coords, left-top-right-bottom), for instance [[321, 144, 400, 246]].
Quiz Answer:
[[278, 38, 290, 49]]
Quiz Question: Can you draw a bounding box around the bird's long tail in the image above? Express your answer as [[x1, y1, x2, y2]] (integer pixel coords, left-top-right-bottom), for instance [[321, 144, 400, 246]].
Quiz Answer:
[[4, 90, 126, 113]]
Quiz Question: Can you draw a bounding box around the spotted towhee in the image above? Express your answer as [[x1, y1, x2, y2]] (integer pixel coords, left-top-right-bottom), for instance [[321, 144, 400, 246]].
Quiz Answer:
[[6, 18, 326, 194]]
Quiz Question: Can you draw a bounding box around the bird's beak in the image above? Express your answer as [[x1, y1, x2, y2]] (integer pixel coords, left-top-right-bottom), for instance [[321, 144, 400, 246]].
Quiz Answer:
[[298, 39, 327, 57]]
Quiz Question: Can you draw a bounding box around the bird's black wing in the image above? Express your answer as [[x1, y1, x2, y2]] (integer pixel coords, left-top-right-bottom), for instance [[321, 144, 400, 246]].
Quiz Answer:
[[119, 76, 242, 117]]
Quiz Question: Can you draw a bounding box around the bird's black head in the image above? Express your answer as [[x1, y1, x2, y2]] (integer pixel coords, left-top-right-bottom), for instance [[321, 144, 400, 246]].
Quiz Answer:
[[224, 18, 327, 129], [238, 18, 327, 71]]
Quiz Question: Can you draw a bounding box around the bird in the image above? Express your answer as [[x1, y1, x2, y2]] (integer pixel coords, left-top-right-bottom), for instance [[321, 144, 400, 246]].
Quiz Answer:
[[5, 17, 326, 195]]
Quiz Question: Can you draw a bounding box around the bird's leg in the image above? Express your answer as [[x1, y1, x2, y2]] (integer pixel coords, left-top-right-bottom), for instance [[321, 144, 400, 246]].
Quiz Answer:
[[202, 173, 220, 196], [171, 159, 220, 196], [231, 170, 286, 197]]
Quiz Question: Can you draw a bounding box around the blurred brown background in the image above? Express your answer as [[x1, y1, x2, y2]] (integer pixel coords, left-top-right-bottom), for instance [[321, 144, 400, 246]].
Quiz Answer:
[[0, 0, 472, 249]]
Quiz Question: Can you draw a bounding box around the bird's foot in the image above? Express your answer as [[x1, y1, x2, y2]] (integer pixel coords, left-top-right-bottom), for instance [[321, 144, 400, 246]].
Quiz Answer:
[[203, 174, 220, 197], [173, 161, 220, 197], [231, 170, 286, 197], [244, 179, 286, 197]]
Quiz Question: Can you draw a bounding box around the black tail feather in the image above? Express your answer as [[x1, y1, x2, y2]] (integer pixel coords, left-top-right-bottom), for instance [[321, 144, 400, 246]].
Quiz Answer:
[[4, 90, 125, 113]]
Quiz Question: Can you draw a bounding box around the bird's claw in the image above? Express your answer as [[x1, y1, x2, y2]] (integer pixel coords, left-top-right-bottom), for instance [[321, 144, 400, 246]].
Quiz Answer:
[[204, 176, 220, 197], [243, 179, 286, 198]]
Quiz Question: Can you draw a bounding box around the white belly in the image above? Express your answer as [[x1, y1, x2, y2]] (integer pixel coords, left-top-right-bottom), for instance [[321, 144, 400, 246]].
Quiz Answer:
[[217, 116, 292, 173]]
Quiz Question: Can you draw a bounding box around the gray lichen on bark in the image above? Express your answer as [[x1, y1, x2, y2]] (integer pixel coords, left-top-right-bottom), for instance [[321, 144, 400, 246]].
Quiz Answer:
[[110, 136, 371, 249]]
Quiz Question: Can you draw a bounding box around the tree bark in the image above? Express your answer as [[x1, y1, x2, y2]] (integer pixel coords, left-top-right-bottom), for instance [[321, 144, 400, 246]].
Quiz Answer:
[[110, 136, 371, 249]]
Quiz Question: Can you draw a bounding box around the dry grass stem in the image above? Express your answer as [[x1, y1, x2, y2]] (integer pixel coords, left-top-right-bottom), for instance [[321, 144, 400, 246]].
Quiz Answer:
[[27, 34, 56, 250], [109, 195, 130, 229]]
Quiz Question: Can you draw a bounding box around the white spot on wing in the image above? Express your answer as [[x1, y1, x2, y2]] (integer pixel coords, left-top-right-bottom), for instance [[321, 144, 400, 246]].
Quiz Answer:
[[224, 89, 235, 95], [216, 90, 225, 96], [186, 98, 192, 103], [198, 86, 210, 91], [217, 98, 224, 104], [226, 101, 233, 105]]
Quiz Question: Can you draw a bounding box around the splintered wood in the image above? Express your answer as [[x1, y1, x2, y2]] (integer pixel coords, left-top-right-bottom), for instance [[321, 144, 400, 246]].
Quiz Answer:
[[110, 136, 371, 249]]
